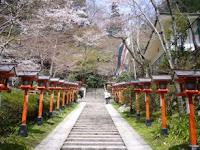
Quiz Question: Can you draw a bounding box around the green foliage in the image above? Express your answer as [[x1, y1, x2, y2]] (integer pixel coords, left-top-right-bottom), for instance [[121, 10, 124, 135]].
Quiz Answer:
[[106, 2, 122, 36], [0, 88, 61, 136], [76, 50, 109, 75], [168, 115, 189, 141], [115, 72, 135, 82], [158, 55, 171, 74], [74, 92, 78, 101], [167, 12, 188, 44], [112, 101, 200, 150], [86, 73, 105, 88], [67, 73, 81, 82], [0, 102, 78, 150], [106, 85, 112, 93], [121, 85, 135, 103], [177, 0, 200, 13]]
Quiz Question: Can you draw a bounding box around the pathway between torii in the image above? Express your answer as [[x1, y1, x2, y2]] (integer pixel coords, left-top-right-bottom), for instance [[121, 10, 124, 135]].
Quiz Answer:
[[35, 89, 152, 150]]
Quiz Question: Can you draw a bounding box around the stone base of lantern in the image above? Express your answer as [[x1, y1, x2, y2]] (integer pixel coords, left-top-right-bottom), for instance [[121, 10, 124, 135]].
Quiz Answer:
[[37, 117, 42, 126], [136, 113, 140, 120], [48, 112, 53, 118], [189, 145, 199, 150], [145, 119, 151, 127], [61, 106, 65, 110], [161, 128, 168, 136], [56, 108, 60, 111], [18, 124, 27, 137], [130, 109, 134, 114]]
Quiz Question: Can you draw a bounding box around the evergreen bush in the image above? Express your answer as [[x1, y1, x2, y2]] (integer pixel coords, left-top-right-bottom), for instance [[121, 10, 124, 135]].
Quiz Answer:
[[0, 88, 60, 136]]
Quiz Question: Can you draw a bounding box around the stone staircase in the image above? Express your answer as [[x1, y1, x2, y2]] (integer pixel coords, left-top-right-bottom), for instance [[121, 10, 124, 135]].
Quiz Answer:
[[61, 94, 127, 150]]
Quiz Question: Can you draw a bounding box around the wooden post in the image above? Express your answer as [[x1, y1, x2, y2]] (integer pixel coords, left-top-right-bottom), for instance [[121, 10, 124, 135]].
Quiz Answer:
[[69, 91, 71, 104], [56, 90, 60, 111], [130, 89, 133, 114], [119, 91, 122, 104], [145, 92, 151, 127], [61, 90, 65, 110], [37, 90, 43, 125], [22, 89, 29, 124], [66, 91, 69, 106], [19, 89, 29, 137], [49, 90, 54, 118], [136, 92, 140, 120], [0, 91, 1, 107], [160, 92, 168, 136], [188, 94, 197, 146]]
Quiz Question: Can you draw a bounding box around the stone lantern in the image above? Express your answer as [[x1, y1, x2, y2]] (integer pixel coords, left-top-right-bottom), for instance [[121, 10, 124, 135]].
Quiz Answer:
[[138, 78, 152, 127], [37, 75, 50, 125], [131, 80, 141, 120], [48, 78, 59, 118], [152, 75, 172, 136], [17, 70, 39, 137], [0, 64, 17, 107], [174, 69, 200, 150]]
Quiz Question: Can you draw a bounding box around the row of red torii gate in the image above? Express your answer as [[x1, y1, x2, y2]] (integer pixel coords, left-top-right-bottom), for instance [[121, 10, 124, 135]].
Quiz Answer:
[[111, 70, 200, 150], [0, 63, 80, 137]]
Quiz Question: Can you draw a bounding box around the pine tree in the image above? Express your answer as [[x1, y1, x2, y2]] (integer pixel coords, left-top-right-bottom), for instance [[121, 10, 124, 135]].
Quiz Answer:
[[106, 2, 122, 36]]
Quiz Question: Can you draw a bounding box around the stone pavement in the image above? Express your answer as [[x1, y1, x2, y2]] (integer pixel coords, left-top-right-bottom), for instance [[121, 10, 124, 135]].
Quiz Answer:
[[34, 102, 86, 150], [35, 89, 152, 150]]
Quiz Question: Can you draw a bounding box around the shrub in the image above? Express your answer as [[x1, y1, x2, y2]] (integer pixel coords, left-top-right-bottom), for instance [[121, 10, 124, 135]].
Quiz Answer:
[[0, 88, 61, 136]]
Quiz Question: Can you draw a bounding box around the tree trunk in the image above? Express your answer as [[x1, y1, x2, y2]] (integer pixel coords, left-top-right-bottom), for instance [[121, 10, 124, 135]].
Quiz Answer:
[[150, 0, 174, 70], [175, 2, 200, 52], [166, 0, 178, 67], [175, 82, 185, 115]]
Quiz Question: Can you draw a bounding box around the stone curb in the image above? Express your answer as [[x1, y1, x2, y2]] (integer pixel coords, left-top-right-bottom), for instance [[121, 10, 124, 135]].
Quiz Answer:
[[34, 102, 86, 150]]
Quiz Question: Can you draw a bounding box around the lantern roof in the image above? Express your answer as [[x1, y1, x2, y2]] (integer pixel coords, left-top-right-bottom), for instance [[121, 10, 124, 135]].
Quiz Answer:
[[173, 69, 200, 78], [59, 80, 65, 83], [65, 81, 69, 84], [38, 75, 51, 80], [0, 63, 17, 74], [17, 70, 39, 77], [138, 78, 152, 83], [130, 80, 139, 84], [50, 78, 60, 82], [152, 75, 172, 81]]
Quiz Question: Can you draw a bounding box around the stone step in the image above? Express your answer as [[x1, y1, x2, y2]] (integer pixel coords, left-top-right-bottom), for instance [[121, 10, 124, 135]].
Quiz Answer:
[[71, 129, 118, 132], [74, 124, 115, 127], [72, 127, 117, 130], [63, 141, 125, 146], [66, 138, 123, 142], [70, 132, 120, 135], [68, 134, 121, 138], [73, 126, 116, 128], [61, 145, 127, 150]]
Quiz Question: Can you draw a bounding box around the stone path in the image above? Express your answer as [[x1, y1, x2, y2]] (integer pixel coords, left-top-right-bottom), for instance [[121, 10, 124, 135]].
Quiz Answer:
[[35, 88, 152, 150], [61, 96, 127, 150], [34, 102, 86, 150]]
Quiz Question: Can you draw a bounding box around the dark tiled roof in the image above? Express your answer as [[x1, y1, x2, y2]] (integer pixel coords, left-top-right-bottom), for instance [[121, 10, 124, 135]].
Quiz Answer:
[[59, 80, 65, 84], [17, 71, 39, 77], [38, 75, 51, 80], [152, 75, 172, 81], [174, 69, 200, 77], [138, 78, 152, 83], [50, 78, 60, 82], [0, 64, 17, 73], [131, 80, 139, 84]]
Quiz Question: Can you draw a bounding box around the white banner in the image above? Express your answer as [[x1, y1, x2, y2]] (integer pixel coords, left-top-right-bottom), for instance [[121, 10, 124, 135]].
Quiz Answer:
[[160, 95, 162, 107], [186, 98, 190, 114]]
